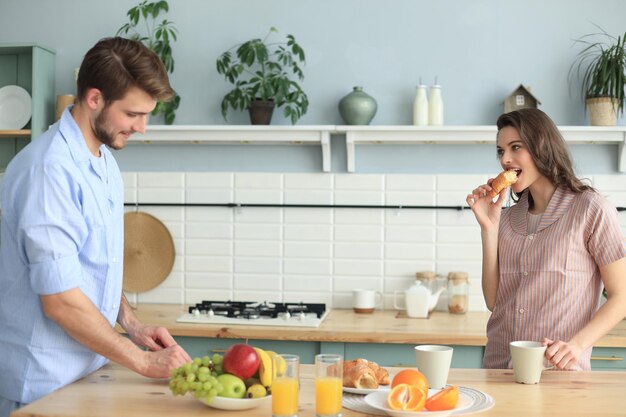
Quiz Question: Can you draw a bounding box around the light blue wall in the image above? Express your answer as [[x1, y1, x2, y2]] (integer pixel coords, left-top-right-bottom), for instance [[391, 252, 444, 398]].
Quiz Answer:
[[1, 0, 625, 173]]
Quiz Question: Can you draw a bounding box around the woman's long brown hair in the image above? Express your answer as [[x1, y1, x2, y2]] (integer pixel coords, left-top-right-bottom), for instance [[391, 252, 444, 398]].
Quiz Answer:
[[496, 108, 594, 201]]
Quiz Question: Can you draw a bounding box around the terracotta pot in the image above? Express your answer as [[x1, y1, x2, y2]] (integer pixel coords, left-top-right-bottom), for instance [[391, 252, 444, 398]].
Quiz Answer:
[[248, 99, 275, 125], [586, 97, 619, 126]]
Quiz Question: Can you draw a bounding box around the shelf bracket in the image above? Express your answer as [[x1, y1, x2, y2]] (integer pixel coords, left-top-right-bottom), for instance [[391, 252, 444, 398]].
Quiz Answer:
[[321, 131, 331, 172], [617, 132, 626, 172], [346, 131, 356, 172]]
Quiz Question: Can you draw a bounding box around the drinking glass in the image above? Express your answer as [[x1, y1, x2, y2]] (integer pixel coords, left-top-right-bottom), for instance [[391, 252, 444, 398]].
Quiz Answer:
[[314, 354, 343, 417], [272, 354, 299, 417]]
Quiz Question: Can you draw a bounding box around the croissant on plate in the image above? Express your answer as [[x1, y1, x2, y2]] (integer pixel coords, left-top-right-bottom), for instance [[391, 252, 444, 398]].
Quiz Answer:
[[488, 170, 518, 198], [343, 358, 390, 389]]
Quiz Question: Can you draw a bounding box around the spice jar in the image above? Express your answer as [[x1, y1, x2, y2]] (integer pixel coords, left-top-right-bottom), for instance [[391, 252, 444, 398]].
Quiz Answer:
[[415, 271, 437, 292], [447, 272, 469, 314]]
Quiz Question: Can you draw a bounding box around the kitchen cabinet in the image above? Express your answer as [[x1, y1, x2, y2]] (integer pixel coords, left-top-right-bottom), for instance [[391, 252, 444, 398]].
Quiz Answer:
[[0, 43, 55, 170], [126, 304, 626, 370]]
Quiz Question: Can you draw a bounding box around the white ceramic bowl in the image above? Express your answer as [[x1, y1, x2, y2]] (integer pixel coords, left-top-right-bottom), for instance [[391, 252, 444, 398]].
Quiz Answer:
[[200, 394, 271, 411]]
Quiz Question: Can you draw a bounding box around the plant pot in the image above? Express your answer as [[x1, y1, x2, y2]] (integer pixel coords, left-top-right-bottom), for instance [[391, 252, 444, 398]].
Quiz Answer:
[[586, 97, 619, 126], [248, 100, 275, 125]]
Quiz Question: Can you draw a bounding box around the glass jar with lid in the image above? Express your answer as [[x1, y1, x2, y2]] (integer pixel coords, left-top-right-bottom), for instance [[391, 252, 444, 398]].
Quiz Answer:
[[447, 272, 469, 314], [415, 271, 438, 292]]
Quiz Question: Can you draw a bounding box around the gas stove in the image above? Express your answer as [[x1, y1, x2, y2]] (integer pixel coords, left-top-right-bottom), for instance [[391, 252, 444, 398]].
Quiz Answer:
[[176, 300, 329, 328]]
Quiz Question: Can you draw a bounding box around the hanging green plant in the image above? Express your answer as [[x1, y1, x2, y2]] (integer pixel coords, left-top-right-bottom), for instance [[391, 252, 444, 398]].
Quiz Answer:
[[116, 0, 180, 124]]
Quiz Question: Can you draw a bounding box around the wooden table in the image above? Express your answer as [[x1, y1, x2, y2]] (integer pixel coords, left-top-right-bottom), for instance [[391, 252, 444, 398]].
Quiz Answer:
[[11, 363, 626, 417]]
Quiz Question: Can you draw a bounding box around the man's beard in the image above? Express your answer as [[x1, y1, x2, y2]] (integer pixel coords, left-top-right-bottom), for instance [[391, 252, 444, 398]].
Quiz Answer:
[[92, 106, 126, 150]]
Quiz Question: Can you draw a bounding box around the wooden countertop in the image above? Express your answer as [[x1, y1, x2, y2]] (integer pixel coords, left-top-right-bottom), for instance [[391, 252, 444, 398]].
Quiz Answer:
[[12, 363, 625, 417], [124, 304, 626, 347]]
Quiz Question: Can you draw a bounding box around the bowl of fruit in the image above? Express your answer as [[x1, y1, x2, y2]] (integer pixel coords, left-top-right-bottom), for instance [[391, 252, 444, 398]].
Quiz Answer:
[[169, 343, 276, 411]]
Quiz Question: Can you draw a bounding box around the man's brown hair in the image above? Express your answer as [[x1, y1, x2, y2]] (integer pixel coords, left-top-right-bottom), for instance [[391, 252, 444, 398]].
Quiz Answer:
[[76, 37, 173, 104]]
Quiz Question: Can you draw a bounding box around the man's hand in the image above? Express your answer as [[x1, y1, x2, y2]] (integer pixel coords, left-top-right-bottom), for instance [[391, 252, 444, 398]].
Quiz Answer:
[[138, 343, 192, 378]]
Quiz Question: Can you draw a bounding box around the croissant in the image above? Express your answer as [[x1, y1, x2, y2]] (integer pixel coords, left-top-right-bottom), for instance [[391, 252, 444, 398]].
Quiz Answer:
[[343, 364, 378, 389], [343, 358, 390, 388], [488, 170, 518, 198]]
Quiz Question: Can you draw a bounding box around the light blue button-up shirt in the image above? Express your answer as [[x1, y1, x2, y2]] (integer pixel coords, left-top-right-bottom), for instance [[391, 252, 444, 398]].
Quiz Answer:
[[0, 107, 124, 403]]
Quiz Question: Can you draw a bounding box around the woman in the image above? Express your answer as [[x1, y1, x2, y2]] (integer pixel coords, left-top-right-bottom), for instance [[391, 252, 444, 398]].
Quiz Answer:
[[466, 108, 626, 370]]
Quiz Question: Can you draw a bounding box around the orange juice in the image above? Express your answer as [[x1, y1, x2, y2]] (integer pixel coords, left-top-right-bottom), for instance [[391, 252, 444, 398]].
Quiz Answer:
[[272, 377, 298, 416], [315, 377, 342, 415]]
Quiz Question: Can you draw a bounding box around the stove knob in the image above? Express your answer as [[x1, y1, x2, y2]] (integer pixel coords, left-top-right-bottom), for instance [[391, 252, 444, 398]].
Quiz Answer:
[[297, 311, 306, 320], [192, 308, 200, 316], [283, 311, 291, 320], [208, 309, 215, 317]]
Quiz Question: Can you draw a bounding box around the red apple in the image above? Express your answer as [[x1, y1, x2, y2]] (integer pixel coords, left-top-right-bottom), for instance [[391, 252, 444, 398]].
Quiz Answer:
[[222, 344, 260, 380]]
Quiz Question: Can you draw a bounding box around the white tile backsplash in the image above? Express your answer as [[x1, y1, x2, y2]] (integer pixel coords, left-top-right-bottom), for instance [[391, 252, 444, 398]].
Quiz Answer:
[[121, 171, 625, 311]]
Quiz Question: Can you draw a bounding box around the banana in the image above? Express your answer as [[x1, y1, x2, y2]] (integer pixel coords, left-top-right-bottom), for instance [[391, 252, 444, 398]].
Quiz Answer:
[[246, 383, 267, 398], [266, 350, 287, 375], [253, 347, 273, 387]]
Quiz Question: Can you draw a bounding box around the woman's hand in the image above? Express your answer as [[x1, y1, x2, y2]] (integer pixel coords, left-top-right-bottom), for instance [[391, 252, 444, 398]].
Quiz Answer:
[[542, 338, 583, 370], [466, 179, 507, 231]]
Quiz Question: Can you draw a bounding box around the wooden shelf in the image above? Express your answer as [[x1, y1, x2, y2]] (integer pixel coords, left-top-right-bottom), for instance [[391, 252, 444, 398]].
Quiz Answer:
[[0, 129, 31, 137], [128, 125, 626, 173], [131, 125, 333, 172], [339, 125, 626, 172]]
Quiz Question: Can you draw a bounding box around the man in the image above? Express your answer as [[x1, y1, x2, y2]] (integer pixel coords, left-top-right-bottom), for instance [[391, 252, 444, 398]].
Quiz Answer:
[[0, 37, 191, 417]]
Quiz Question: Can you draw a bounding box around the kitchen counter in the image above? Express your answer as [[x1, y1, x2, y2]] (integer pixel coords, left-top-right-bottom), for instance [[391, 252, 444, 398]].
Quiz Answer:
[[11, 362, 626, 417], [124, 304, 626, 347]]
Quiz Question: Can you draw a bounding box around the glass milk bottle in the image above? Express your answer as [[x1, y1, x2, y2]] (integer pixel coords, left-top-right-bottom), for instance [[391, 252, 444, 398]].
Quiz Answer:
[[413, 85, 428, 126], [428, 84, 444, 125]]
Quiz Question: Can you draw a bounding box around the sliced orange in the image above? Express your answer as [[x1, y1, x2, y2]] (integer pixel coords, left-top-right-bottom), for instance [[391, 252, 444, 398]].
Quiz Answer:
[[425, 385, 459, 411], [387, 383, 426, 411], [390, 369, 429, 395]]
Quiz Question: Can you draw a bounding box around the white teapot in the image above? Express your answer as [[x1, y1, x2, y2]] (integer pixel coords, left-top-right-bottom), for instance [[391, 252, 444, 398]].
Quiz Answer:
[[394, 281, 445, 318]]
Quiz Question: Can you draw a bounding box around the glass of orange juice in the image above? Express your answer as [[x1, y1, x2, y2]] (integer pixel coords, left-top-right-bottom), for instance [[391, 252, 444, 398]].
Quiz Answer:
[[314, 354, 343, 417], [272, 354, 299, 417]]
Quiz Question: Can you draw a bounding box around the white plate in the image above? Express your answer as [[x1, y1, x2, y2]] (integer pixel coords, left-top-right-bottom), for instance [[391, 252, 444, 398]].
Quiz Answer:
[[364, 388, 473, 417], [343, 372, 394, 395], [0, 85, 32, 130], [200, 394, 271, 411]]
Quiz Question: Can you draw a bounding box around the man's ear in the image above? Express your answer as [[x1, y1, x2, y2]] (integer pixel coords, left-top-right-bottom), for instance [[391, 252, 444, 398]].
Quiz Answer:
[[84, 88, 104, 111]]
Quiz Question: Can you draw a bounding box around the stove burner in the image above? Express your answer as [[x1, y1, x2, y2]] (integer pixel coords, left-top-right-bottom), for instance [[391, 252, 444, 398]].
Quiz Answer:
[[188, 300, 326, 320]]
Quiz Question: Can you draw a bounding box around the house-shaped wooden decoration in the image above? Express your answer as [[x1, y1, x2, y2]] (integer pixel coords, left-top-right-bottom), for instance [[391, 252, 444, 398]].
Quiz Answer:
[[503, 84, 541, 113]]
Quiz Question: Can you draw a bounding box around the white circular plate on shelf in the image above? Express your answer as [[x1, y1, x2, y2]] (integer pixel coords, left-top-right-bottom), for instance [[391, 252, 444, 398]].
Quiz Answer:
[[0, 85, 32, 129], [200, 394, 271, 411]]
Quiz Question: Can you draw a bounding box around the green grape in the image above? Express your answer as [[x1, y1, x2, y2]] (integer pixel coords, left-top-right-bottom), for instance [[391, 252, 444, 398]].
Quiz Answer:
[[201, 355, 210, 366], [186, 373, 196, 383], [211, 371, 218, 377], [197, 372, 208, 382], [190, 363, 199, 373], [193, 357, 202, 366], [208, 388, 217, 397], [202, 381, 212, 391], [207, 376, 218, 385], [212, 353, 224, 365], [214, 364, 223, 374], [198, 366, 209, 374]]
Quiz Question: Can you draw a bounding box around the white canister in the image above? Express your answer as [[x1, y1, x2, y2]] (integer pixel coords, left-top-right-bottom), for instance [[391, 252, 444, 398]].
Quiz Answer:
[[412, 85, 428, 126], [428, 84, 444, 126]]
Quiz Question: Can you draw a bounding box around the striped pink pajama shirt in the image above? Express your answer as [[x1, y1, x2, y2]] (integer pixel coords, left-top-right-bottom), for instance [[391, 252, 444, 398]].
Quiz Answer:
[[483, 186, 626, 370]]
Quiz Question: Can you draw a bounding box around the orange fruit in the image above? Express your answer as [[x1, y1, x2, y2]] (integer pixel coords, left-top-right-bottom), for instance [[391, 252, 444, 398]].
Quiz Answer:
[[425, 385, 459, 411], [390, 369, 429, 395], [387, 383, 426, 411]]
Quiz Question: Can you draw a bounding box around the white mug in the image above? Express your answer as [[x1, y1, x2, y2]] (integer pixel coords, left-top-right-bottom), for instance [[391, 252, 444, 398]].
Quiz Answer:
[[352, 289, 383, 314], [414, 345, 454, 389], [509, 341, 553, 384]]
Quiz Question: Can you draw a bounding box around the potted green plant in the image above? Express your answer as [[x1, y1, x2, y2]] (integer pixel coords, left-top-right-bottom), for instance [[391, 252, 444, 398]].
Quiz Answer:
[[569, 25, 626, 126], [216, 27, 309, 125], [116, 0, 180, 124]]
